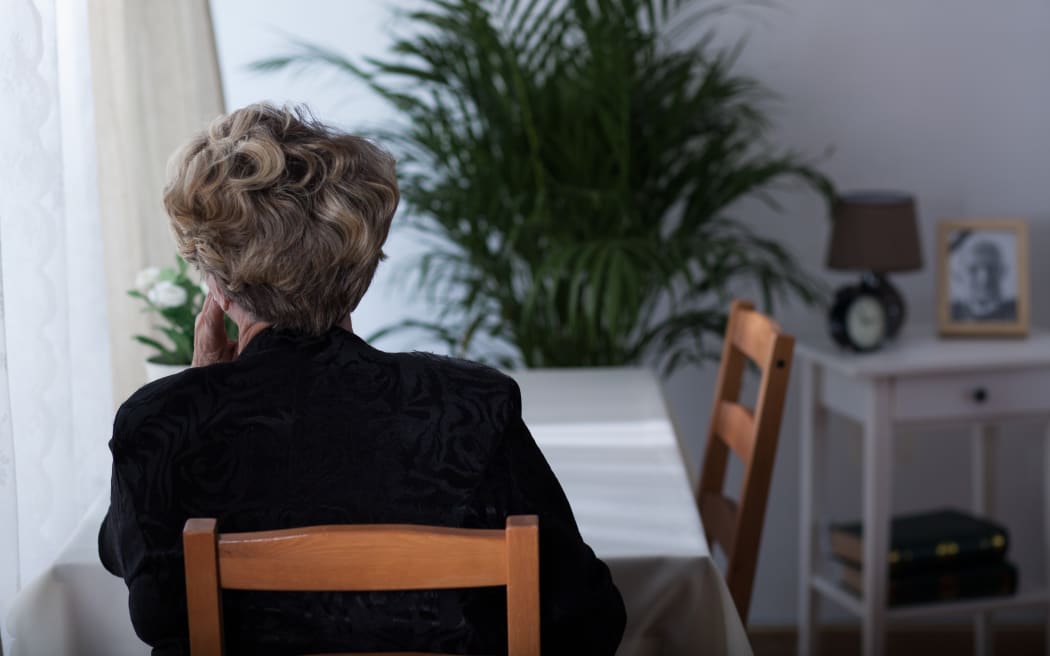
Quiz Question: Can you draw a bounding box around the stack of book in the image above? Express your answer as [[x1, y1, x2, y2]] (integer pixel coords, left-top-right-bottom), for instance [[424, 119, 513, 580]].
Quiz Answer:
[[830, 508, 1018, 606]]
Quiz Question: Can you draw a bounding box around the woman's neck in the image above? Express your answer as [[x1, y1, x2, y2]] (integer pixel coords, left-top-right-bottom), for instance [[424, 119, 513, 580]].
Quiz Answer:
[[235, 320, 272, 355], [234, 314, 354, 355]]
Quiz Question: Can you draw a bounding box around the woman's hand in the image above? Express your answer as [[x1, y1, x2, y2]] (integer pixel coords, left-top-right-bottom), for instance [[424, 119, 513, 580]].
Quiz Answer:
[[192, 293, 237, 367]]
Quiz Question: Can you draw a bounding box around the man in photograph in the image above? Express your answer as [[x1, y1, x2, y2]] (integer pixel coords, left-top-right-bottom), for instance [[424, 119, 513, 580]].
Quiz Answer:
[[950, 238, 1017, 321]]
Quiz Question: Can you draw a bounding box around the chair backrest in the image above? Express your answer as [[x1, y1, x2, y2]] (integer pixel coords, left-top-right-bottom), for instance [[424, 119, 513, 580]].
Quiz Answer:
[[698, 299, 795, 623], [183, 515, 540, 656]]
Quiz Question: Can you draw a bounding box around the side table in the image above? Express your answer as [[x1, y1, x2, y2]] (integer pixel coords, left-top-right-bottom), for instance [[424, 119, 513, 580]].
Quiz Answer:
[[796, 328, 1050, 656]]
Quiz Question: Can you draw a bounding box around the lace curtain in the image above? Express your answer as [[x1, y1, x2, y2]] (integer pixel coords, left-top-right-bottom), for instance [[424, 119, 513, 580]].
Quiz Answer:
[[0, 0, 114, 635], [1, 2, 226, 647]]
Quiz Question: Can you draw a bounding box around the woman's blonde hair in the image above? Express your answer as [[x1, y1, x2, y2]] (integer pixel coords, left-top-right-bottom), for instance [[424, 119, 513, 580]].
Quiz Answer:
[[163, 103, 399, 335]]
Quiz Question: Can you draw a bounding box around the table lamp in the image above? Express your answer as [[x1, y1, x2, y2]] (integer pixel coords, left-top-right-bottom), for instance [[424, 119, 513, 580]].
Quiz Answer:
[[826, 191, 922, 352]]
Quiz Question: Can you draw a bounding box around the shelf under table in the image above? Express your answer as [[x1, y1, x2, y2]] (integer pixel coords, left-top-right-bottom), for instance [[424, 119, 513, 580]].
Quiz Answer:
[[810, 574, 1050, 621]]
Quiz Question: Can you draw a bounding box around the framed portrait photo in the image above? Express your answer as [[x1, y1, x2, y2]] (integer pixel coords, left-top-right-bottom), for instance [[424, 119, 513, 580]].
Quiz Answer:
[[937, 219, 1029, 337]]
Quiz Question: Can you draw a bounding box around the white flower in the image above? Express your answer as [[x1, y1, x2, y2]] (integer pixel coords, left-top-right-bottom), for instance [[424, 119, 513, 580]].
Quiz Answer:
[[148, 281, 188, 309], [134, 267, 162, 293]]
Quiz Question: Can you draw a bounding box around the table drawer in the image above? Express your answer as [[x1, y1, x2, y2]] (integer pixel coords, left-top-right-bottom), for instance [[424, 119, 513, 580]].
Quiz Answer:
[[893, 367, 1050, 422]]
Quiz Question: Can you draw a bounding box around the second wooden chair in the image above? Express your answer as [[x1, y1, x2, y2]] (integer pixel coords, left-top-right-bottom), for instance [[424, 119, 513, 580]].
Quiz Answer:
[[698, 298, 795, 624]]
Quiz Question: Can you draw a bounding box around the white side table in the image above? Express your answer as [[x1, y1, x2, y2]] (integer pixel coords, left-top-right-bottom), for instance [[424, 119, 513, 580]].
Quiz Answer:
[[796, 328, 1050, 656]]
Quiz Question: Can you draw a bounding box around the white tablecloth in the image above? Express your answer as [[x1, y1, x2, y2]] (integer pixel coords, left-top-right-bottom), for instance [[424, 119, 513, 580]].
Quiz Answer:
[[6, 367, 751, 656]]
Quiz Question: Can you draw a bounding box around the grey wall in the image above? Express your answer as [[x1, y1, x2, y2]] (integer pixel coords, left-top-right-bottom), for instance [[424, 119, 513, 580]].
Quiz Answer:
[[211, 0, 1050, 626]]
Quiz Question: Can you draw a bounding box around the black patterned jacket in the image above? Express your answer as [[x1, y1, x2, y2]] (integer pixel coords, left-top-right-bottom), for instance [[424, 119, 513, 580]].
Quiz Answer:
[[99, 326, 625, 655]]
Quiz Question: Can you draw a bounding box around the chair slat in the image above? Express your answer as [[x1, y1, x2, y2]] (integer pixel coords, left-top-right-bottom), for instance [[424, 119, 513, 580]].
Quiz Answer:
[[731, 308, 778, 364], [715, 400, 756, 464], [217, 524, 508, 591]]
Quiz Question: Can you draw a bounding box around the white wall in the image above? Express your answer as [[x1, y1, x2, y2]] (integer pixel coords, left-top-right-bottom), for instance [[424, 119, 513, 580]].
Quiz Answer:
[[210, 0, 436, 353], [211, 0, 1050, 626]]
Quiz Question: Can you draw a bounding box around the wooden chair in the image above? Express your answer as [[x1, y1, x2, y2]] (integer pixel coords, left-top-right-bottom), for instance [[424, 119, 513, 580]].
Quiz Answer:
[[183, 515, 540, 656], [698, 299, 795, 624]]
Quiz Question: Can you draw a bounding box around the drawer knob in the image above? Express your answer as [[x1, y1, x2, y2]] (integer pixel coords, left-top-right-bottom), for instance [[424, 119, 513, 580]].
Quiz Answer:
[[972, 387, 989, 403]]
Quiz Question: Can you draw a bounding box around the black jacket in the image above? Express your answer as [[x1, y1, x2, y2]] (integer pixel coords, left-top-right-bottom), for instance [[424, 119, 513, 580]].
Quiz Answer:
[[99, 327, 625, 655]]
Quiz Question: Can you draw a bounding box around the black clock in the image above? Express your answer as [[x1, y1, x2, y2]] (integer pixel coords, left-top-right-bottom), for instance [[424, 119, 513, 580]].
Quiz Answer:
[[829, 283, 889, 352]]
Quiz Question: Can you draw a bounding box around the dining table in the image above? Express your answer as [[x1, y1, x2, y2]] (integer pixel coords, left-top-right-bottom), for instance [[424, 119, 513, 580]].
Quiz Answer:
[[5, 366, 752, 656]]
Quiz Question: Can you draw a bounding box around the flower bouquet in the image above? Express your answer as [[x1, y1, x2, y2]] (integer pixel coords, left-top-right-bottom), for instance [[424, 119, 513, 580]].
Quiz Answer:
[[129, 257, 235, 378]]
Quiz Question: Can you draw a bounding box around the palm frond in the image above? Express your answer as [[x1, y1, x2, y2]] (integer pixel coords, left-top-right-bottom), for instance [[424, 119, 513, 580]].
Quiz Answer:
[[253, 0, 833, 374]]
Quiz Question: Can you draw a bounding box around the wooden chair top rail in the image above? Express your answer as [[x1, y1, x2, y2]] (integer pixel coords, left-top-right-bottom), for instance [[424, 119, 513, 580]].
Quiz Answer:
[[184, 517, 536, 592], [730, 306, 786, 365], [216, 522, 510, 544]]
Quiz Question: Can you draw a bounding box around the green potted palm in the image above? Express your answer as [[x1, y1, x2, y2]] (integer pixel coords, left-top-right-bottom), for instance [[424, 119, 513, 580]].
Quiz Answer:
[[256, 0, 831, 373]]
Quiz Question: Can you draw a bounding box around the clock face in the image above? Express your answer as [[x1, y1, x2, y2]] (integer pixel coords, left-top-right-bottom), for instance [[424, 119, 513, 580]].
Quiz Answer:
[[846, 295, 886, 350]]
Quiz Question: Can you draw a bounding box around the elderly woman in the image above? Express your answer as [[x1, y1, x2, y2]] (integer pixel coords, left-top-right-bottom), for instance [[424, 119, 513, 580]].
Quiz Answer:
[[99, 104, 625, 655]]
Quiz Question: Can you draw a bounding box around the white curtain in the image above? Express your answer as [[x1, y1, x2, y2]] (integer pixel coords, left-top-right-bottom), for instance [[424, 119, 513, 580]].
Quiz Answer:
[[0, 0, 224, 644], [89, 0, 226, 405], [0, 0, 114, 637], [0, 243, 17, 652]]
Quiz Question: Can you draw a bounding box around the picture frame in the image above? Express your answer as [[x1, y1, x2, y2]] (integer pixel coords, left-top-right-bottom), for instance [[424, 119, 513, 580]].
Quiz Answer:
[[937, 218, 1029, 337]]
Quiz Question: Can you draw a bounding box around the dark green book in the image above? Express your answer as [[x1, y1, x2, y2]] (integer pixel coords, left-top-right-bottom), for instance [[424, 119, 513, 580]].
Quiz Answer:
[[839, 560, 1018, 607], [830, 509, 1009, 575]]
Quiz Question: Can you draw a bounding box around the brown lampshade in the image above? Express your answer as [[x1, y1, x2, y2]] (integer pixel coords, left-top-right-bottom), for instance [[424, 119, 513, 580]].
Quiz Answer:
[[826, 191, 922, 272]]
